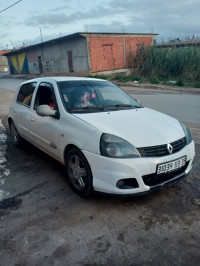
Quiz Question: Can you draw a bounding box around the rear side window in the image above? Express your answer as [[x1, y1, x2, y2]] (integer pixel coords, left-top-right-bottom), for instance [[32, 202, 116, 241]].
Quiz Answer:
[[17, 82, 37, 107]]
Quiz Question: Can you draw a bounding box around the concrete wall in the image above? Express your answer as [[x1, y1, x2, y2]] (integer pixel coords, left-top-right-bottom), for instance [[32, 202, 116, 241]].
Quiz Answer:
[[26, 37, 90, 76], [0, 55, 9, 72], [0, 50, 10, 72], [7, 53, 29, 74], [27, 49, 40, 74], [9, 36, 90, 76]]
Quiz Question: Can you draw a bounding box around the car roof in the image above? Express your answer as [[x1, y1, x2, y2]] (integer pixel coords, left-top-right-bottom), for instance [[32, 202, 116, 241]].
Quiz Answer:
[[21, 76, 107, 84]]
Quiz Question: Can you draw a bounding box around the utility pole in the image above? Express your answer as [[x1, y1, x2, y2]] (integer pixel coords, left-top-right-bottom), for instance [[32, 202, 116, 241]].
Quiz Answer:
[[39, 27, 44, 71], [10, 39, 15, 49], [84, 24, 88, 32], [39, 27, 43, 43], [121, 25, 125, 33]]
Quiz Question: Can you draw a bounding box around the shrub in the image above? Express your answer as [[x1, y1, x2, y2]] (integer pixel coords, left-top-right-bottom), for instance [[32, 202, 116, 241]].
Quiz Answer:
[[176, 79, 185, 86], [133, 76, 142, 82], [89, 74, 114, 80], [149, 77, 160, 84], [133, 46, 200, 82], [194, 82, 200, 88]]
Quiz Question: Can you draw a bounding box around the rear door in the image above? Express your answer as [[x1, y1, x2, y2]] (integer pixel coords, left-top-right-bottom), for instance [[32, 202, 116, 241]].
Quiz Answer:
[[12, 82, 37, 139]]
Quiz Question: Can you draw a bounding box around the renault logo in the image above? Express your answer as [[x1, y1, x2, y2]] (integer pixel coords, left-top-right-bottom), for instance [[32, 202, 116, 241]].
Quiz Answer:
[[167, 143, 173, 154]]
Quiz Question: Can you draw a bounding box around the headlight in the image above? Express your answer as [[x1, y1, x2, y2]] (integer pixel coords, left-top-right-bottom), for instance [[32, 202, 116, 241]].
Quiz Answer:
[[180, 122, 192, 144], [100, 133, 141, 158]]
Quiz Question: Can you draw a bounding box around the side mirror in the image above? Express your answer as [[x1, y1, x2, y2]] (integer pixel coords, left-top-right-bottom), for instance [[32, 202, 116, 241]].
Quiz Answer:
[[36, 105, 60, 119]]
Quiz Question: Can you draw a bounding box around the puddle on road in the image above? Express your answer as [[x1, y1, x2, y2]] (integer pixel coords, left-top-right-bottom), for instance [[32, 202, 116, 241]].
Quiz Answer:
[[0, 196, 22, 210], [0, 119, 11, 201], [0, 190, 10, 201], [0, 133, 12, 144]]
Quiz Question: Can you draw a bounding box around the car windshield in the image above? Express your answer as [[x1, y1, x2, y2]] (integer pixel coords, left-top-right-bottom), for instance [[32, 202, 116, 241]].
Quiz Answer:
[[57, 80, 141, 113]]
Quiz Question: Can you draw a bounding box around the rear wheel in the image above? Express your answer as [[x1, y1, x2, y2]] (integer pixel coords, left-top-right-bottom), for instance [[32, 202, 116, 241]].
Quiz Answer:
[[9, 120, 23, 146], [65, 148, 93, 197]]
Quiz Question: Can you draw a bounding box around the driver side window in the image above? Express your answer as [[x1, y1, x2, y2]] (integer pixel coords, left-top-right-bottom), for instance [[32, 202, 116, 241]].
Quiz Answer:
[[34, 83, 57, 110]]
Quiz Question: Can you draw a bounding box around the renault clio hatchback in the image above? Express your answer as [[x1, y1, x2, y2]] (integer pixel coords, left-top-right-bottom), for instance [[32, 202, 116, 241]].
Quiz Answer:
[[9, 77, 195, 196]]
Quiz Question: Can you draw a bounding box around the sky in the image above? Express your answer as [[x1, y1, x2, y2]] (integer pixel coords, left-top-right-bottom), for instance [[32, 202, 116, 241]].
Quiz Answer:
[[0, 0, 200, 50]]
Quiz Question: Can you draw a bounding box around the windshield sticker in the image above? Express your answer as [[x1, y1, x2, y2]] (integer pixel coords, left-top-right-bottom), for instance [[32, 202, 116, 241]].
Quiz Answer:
[[92, 93, 96, 98], [63, 95, 68, 102]]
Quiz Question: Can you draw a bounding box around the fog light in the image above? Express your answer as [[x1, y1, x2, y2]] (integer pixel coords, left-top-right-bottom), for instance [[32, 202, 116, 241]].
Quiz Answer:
[[116, 178, 139, 189], [116, 180, 124, 188]]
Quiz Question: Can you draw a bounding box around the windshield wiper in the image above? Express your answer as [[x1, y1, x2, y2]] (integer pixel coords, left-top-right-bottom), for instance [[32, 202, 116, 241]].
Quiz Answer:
[[68, 104, 141, 113], [82, 106, 105, 110], [102, 104, 138, 109], [68, 106, 105, 112]]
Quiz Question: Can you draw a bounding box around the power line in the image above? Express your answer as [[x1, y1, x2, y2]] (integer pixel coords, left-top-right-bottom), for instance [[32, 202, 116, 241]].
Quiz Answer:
[[0, 0, 23, 13]]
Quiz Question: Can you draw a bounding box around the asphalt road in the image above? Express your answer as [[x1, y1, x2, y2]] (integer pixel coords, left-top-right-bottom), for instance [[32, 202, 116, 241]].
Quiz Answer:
[[0, 77, 200, 124], [130, 92, 200, 124], [0, 80, 200, 265], [0, 77, 25, 91]]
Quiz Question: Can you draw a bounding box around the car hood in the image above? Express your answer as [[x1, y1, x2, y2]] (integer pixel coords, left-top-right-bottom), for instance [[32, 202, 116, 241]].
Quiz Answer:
[[73, 107, 185, 147]]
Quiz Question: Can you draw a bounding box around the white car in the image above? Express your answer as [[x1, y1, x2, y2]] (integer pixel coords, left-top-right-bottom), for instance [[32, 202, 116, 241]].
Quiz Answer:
[[9, 77, 195, 196]]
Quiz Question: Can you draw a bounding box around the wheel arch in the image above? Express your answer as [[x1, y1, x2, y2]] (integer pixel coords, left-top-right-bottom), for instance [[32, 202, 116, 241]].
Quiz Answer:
[[8, 117, 13, 126], [64, 144, 93, 179], [64, 144, 81, 162], [64, 144, 94, 196]]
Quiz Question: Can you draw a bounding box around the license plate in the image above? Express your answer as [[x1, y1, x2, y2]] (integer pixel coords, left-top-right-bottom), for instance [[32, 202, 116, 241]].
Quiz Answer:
[[157, 156, 187, 175]]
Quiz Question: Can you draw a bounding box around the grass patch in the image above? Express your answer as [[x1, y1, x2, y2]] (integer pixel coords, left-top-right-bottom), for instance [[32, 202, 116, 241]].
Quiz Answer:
[[148, 77, 160, 84], [89, 72, 199, 88], [90, 75, 143, 83], [89, 74, 115, 81], [176, 79, 185, 86], [194, 82, 200, 88]]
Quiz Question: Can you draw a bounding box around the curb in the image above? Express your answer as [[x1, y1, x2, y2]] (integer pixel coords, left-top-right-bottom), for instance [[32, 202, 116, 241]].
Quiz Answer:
[[1, 74, 200, 94], [114, 81, 200, 94]]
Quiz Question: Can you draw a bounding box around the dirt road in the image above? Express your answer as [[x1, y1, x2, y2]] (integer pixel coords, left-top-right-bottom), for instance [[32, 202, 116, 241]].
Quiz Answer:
[[0, 88, 199, 266]]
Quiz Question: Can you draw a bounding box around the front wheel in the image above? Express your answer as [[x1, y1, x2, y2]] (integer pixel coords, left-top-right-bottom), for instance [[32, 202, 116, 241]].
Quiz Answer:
[[65, 148, 93, 197], [9, 120, 23, 146]]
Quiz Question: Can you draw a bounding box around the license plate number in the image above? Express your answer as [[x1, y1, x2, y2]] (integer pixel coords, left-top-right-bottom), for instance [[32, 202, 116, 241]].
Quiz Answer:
[[157, 156, 187, 175]]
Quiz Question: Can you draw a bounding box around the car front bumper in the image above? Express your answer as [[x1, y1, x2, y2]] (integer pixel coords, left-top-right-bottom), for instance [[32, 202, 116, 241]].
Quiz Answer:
[[83, 141, 195, 195]]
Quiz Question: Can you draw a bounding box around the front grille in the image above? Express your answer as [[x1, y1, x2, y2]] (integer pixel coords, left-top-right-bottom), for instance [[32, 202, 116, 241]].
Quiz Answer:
[[142, 161, 189, 187], [138, 137, 186, 157]]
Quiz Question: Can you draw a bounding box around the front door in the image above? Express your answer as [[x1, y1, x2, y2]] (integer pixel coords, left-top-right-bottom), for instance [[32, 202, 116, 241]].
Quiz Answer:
[[28, 82, 61, 159]]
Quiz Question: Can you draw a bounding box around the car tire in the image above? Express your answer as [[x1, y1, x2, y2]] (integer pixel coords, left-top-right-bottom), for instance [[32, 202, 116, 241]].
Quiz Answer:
[[9, 120, 23, 146], [65, 148, 93, 197]]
